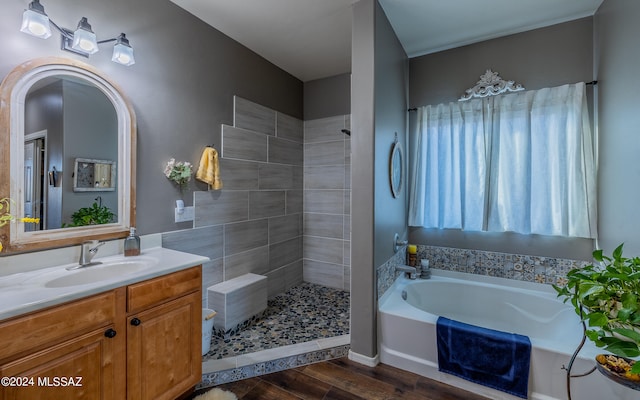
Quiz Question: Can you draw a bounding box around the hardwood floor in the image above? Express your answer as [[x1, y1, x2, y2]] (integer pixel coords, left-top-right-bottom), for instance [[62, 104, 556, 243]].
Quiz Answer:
[[191, 357, 490, 400]]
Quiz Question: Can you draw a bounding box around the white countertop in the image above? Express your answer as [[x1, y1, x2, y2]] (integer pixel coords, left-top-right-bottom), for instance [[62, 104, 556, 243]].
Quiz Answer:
[[0, 247, 209, 320]]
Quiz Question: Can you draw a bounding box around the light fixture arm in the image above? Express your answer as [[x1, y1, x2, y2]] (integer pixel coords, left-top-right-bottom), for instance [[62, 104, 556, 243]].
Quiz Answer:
[[20, 0, 135, 66], [46, 18, 71, 40]]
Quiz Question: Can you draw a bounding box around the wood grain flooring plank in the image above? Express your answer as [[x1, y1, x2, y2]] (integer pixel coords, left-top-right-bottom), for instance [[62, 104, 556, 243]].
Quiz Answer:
[[241, 380, 303, 400], [301, 361, 428, 400], [322, 386, 367, 400], [259, 368, 331, 400], [414, 377, 490, 400], [329, 358, 420, 393], [191, 358, 490, 400], [214, 377, 261, 398]]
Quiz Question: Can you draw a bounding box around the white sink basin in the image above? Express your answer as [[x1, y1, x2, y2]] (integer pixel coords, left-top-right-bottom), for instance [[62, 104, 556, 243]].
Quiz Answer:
[[45, 259, 154, 288], [19, 257, 160, 289]]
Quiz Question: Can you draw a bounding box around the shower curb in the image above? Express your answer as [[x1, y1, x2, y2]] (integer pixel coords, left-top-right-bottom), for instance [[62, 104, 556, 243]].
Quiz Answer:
[[197, 344, 351, 388]]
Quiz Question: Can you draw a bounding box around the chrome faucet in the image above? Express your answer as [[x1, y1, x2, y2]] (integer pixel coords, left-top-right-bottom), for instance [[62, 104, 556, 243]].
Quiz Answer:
[[396, 265, 418, 280], [69, 240, 105, 269]]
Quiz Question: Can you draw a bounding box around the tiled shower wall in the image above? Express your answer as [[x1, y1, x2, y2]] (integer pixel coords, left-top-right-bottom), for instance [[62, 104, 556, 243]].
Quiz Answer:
[[163, 96, 304, 305], [303, 116, 351, 291], [376, 244, 591, 299]]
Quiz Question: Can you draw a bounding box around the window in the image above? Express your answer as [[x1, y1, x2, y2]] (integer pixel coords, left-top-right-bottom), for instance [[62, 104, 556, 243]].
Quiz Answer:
[[408, 83, 597, 239]]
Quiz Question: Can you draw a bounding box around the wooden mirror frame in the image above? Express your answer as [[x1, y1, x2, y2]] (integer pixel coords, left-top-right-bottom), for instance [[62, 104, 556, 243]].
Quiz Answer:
[[0, 57, 136, 254]]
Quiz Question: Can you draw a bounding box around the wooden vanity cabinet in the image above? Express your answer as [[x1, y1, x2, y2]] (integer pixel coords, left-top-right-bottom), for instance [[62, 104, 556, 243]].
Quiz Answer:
[[126, 266, 202, 400], [0, 265, 202, 400], [0, 290, 125, 400]]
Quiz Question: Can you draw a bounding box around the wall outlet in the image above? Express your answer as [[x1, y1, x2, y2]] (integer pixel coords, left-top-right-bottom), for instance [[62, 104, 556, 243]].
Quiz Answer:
[[175, 206, 194, 223]]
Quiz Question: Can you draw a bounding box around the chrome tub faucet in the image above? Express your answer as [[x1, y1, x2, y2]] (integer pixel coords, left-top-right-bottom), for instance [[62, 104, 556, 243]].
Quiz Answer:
[[396, 265, 418, 280]]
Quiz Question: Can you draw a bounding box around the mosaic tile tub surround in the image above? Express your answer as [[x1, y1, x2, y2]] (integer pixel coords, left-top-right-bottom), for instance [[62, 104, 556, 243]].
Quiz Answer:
[[377, 244, 590, 299]]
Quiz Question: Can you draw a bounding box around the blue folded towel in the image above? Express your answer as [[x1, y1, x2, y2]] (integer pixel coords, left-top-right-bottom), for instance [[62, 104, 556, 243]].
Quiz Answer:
[[436, 316, 531, 399]]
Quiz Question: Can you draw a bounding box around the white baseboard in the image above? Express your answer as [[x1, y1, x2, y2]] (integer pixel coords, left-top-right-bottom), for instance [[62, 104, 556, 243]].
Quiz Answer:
[[348, 350, 379, 367]]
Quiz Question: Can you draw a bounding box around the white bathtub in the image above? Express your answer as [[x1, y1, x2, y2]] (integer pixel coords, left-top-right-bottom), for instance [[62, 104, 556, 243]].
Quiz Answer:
[[378, 270, 637, 400]]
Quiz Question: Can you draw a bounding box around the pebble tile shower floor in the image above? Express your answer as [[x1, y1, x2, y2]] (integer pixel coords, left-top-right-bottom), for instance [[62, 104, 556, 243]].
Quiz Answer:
[[202, 282, 350, 360]]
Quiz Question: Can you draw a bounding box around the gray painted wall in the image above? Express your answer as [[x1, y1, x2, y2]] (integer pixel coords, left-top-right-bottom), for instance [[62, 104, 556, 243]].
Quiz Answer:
[[350, 0, 408, 360], [0, 0, 302, 236], [373, 4, 409, 269], [595, 0, 640, 255], [351, 0, 378, 359], [303, 74, 351, 120], [407, 17, 595, 260]]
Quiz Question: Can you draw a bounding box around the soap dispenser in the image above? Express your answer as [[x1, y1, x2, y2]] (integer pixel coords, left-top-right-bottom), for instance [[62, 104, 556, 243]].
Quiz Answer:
[[124, 227, 140, 257]]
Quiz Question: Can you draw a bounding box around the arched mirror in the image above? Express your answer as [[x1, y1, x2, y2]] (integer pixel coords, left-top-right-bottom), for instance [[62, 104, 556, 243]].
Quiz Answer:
[[0, 57, 136, 254], [389, 133, 403, 198]]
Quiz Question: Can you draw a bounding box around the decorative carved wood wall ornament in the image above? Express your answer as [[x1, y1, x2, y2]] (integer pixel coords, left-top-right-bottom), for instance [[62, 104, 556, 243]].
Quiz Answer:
[[458, 69, 525, 101]]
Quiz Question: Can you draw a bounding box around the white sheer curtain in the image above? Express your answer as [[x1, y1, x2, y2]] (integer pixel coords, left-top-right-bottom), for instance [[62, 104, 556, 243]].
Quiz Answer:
[[409, 82, 597, 239], [408, 99, 487, 230], [487, 82, 597, 237]]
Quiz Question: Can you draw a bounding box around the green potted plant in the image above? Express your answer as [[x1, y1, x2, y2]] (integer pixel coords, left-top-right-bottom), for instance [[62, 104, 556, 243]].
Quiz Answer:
[[554, 243, 640, 380], [64, 201, 115, 227]]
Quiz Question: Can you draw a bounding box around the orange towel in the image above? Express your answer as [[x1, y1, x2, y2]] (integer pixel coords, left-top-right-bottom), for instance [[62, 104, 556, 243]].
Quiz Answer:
[[196, 147, 223, 190]]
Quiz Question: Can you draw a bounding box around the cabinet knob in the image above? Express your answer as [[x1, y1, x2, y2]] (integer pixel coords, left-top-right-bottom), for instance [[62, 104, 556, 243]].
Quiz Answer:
[[104, 328, 117, 338], [130, 317, 141, 326]]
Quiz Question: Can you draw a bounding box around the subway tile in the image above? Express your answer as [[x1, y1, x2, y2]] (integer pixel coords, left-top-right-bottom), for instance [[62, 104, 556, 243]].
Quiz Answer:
[[276, 112, 303, 143], [303, 259, 344, 289], [304, 236, 343, 265], [304, 141, 346, 166], [304, 116, 347, 143], [219, 158, 259, 190], [224, 219, 269, 256], [284, 259, 304, 290], [286, 190, 303, 214], [343, 217, 351, 242], [344, 164, 351, 190], [194, 190, 248, 227], [259, 163, 296, 189], [269, 237, 303, 270], [343, 240, 350, 266], [304, 165, 345, 190], [343, 190, 351, 215], [161, 225, 223, 260], [222, 125, 268, 162], [266, 267, 286, 298], [203, 257, 224, 292], [343, 265, 351, 291], [292, 165, 303, 188], [224, 246, 270, 280], [345, 138, 351, 166], [304, 190, 344, 214], [234, 96, 276, 135], [249, 191, 286, 219], [269, 136, 303, 165], [303, 213, 344, 239], [269, 214, 302, 244]]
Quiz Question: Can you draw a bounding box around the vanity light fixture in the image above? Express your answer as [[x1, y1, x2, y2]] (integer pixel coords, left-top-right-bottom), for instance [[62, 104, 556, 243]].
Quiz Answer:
[[20, 0, 135, 66]]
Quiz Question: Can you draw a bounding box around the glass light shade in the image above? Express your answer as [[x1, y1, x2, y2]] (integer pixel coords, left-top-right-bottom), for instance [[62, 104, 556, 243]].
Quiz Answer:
[[20, 9, 52, 39], [71, 19, 98, 55], [112, 43, 135, 66]]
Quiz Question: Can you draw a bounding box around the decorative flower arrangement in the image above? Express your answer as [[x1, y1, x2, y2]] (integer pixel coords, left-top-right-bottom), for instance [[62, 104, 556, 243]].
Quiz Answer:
[[0, 197, 40, 252], [164, 158, 193, 188]]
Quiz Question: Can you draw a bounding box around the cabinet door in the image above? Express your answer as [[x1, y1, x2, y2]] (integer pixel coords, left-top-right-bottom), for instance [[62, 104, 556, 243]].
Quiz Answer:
[[0, 326, 121, 400], [127, 292, 201, 400]]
